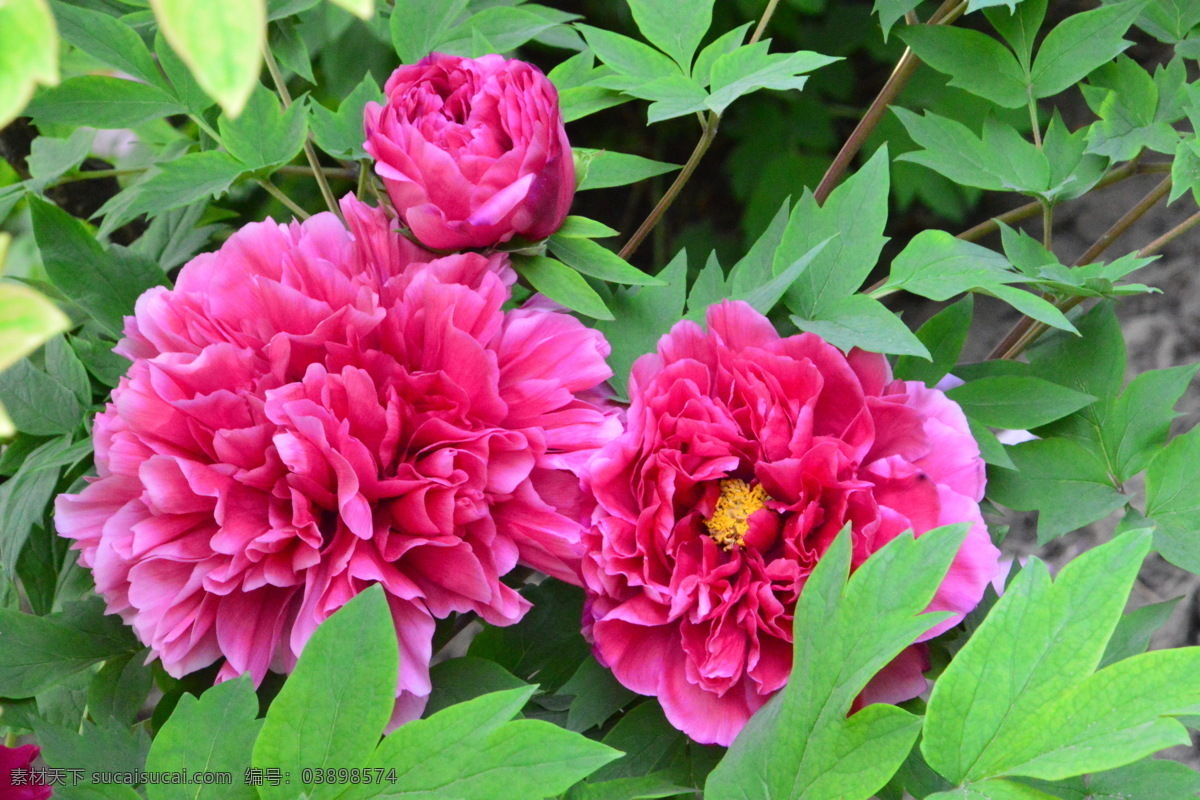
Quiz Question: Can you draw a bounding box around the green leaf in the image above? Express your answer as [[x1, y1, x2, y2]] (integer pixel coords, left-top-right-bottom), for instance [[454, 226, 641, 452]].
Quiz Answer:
[[425, 656, 528, 717], [310, 73, 383, 161], [637, 73, 710, 124], [899, 26, 1028, 108], [927, 779, 1058, 800], [1170, 138, 1200, 206], [574, 149, 680, 191], [0, 0, 59, 129], [270, 20, 315, 84], [576, 25, 681, 85], [0, 597, 139, 697], [560, 655, 637, 733], [29, 195, 168, 336], [439, 6, 561, 57], [1082, 56, 1178, 161], [987, 437, 1128, 542], [705, 524, 967, 800], [1146, 426, 1200, 572], [874, 0, 924, 41], [984, 0, 1047, 70], [704, 43, 837, 115], [468, 581, 590, 694], [341, 687, 622, 800], [776, 145, 890, 318], [1026, 303, 1125, 402], [1100, 597, 1179, 669], [34, 717, 150, 788], [626, 0, 713, 70], [1030, 0, 1146, 99], [791, 295, 931, 358], [155, 31, 212, 115], [252, 585, 398, 800], [594, 250, 687, 399], [513, 256, 614, 321], [549, 236, 665, 286], [0, 436, 69, 581], [692, 22, 751, 85], [51, 2, 164, 86], [98, 151, 248, 230], [27, 128, 95, 191], [0, 358, 82, 435], [87, 651, 153, 728], [568, 773, 692, 800], [554, 216, 619, 239], [1101, 362, 1198, 480], [0, 280, 69, 373], [219, 84, 308, 170], [588, 701, 688, 783], [45, 334, 89, 407], [970, 419, 1016, 470], [389, 0, 466, 62], [147, 677, 262, 800], [923, 531, 1200, 787], [946, 376, 1095, 429], [895, 296, 973, 385], [882, 230, 1022, 300], [1136, 0, 1200, 41], [25, 75, 185, 128], [150, 0, 265, 116], [328, 0, 372, 20]]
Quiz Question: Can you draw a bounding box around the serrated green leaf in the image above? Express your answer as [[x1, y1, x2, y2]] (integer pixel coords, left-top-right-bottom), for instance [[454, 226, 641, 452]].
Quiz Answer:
[[389, 0, 467, 63], [0, 0, 59, 129], [1171, 138, 1200, 205], [704, 43, 836, 114], [25, 75, 185, 128], [705, 524, 967, 800], [692, 22, 750, 85], [923, 531, 1197, 787], [776, 145, 890, 317], [339, 687, 622, 800], [881, 229, 1021, 300], [147, 677, 262, 800], [29, 195, 168, 336], [98, 151, 247, 230], [270, 19, 315, 84], [513, 256, 614, 320], [310, 73, 383, 160], [577, 24, 681, 84], [893, 109, 1010, 192], [899, 26, 1028, 108], [1030, 0, 1146, 99], [626, 0, 713, 70], [637, 73, 710, 124], [252, 586, 398, 800], [150, 0, 265, 116], [561, 655, 637, 733], [219, 85, 308, 170]]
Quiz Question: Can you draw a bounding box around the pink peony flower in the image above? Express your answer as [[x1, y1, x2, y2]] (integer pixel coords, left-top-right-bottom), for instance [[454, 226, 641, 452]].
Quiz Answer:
[[580, 301, 1001, 746], [55, 195, 617, 723], [0, 744, 51, 800], [364, 53, 575, 251]]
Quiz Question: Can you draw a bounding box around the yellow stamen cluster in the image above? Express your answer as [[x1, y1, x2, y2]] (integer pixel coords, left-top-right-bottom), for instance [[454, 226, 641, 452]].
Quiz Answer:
[[704, 479, 771, 550]]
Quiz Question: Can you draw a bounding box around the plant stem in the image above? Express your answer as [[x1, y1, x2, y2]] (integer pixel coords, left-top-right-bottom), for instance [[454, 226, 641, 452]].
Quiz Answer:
[[256, 178, 311, 219], [1072, 175, 1171, 265], [1139, 208, 1200, 257], [190, 114, 223, 144], [811, 0, 964, 205], [4, 732, 16, 748], [1041, 200, 1052, 250], [617, 0, 784, 261], [262, 44, 341, 220], [277, 164, 357, 180], [54, 168, 146, 183], [1027, 90, 1042, 149], [357, 160, 369, 200]]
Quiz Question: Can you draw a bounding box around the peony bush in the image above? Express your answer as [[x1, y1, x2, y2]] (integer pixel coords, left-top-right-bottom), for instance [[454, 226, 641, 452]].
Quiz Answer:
[[2, 1, 1200, 799]]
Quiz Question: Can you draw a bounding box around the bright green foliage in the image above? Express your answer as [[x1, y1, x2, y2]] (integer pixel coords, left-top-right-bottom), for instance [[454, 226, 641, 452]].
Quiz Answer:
[[548, 236, 665, 286], [0, 0, 58, 128], [899, 26, 1028, 109], [339, 686, 621, 800], [146, 677, 262, 800], [25, 76, 186, 129], [0, 597, 139, 697], [149, 0, 265, 116], [894, 296, 973, 385], [946, 376, 1094, 429], [703, 45, 838, 116], [705, 523, 968, 800], [512, 255, 614, 320], [626, 0, 713, 71], [792, 295, 931, 358], [94, 152, 249, 232], [573, 149, 680, 191], [390, 0, 469, 63], [310, 74, 386, 160], [1082, 57, 1183, 160], [776, 146, 890, 319], [28, 196, 168, 337], [1101, 597, 1180, 669], [925, 532, 1200, 789], [0, 251, 69, 376], [219, 85, 309, 171], [1146, 426, 1200, 572], [50, 3, 165, 88], [0, 437, 74, 582], [253, 586, 399, 800]]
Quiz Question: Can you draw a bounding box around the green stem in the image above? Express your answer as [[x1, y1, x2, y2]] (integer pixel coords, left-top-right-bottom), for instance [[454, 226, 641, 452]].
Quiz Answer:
[[616, 0, 784, 261], [256, 178, 311, 220], [1041, 200, 1052, 251], [189, 113, 222, 144], [54, 168, 146, 183], [277, 165, 357, 180], [1028, 90, 1042, 149], [262, 45, 341, 220]]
